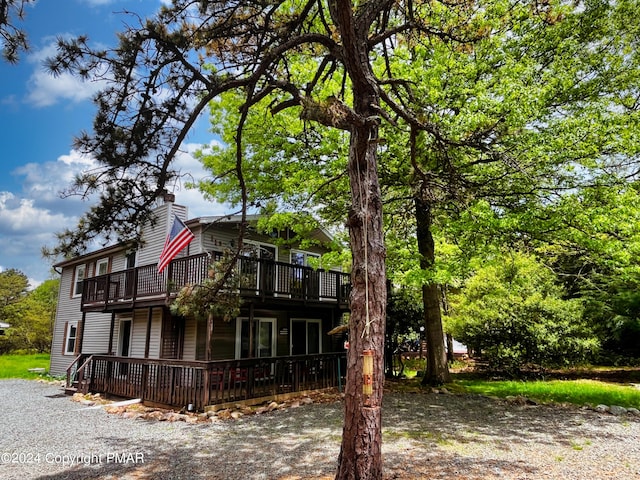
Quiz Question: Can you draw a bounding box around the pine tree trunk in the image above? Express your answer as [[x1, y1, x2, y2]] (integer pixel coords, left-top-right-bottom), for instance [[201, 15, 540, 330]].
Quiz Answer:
[[335, 120, 386, 480], [329, 3, 388, 478]]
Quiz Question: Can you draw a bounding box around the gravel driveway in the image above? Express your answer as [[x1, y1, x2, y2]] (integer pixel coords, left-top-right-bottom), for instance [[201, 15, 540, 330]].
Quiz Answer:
[[0, 379, 638, 480]]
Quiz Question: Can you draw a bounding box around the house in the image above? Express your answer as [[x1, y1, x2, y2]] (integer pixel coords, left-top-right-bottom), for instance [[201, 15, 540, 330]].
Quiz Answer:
[[50, 194, 350, 410], [0, 322, 9, 335]]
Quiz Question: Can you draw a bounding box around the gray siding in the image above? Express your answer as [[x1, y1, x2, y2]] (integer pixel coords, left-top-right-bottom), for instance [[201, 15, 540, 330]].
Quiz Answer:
[[114, 308, 162, 359], [137, 203, 192, 267], [81, 312, 112, 354], [129, 310, 147, 358], [147, 308, 162, 359], [49, 249, 129, 375], [183, 317, 197, 361]]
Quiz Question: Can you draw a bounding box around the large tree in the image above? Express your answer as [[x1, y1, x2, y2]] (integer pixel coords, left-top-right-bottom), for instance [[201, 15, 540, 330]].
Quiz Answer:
[[43, 0, 640, 478], [47, 2, 391, 477], [194, 0, 640, 387]]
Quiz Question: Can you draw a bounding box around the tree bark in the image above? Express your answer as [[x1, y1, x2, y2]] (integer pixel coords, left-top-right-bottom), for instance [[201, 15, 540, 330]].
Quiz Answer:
[[331, 3, 387, 476], [415, 195, 451, 386], [335, 120, 386, 480]]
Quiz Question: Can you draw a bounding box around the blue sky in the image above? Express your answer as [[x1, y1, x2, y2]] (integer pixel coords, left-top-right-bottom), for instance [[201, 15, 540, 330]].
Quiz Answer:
[[0, 0, 222, 287]]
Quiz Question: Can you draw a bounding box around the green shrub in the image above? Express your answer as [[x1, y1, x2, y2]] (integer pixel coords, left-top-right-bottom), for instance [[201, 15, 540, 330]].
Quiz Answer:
[[448, 252, 599, 375]]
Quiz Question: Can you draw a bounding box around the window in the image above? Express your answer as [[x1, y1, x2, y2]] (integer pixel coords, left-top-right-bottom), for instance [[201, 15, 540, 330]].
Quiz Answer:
[[73, 265, 86, 297], [125, 251, 136, 269], [291, 319, 322, 355], [94, 259, 110, 296], [64, 321, 78, 355], [235, 317, 277, 359], [96, 259, 109, 276], [290, 250, 320, 267], [124, 251, 137, 298]]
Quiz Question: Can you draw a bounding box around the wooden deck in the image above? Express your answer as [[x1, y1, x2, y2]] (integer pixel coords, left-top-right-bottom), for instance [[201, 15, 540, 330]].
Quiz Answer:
[[81, 252, 351, 312], [67, 353, 346, 411]]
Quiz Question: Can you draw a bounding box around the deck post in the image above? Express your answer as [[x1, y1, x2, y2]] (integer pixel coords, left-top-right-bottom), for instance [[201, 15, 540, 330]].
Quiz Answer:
[[248, 304, 255, 358], [141, 362, 149, 401], [203, 363, 211, 408], [77, 312, 86, 355], [206, 312, 213, 361]]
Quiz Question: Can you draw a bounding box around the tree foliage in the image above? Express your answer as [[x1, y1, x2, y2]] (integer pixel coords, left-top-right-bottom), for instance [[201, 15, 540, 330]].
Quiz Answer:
[[194, 0, 640, 386], [0, 269, 28, 308], [537, 185, 640, 360]]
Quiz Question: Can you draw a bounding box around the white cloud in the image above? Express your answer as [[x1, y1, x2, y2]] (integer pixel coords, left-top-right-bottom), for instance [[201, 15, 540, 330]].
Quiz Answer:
[[0, 139, 226, 284], [14, 150, 98, 204], [0, 193, 71, 234], [57, 149, 96, 167], [25, 39, 105, 108], [0, 150, 99, 283], [0, 191, 76, 284]]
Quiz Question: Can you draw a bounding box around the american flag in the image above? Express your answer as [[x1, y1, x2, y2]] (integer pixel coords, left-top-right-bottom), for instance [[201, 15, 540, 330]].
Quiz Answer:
[[157, 216, 195, 273]]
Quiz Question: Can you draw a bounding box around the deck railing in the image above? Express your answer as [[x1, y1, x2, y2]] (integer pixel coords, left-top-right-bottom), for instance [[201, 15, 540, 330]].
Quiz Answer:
[[70, 353, 346, 411], [81, 253, 351, 310]]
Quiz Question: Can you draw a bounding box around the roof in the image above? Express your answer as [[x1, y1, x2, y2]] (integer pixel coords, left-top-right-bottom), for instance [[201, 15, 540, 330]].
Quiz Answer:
[[185, 214, 333, 242], [0, 322, 10, 329], [187, 214, 335, 244], [53, 208, 336, 269], [53, 242, 133, 269]]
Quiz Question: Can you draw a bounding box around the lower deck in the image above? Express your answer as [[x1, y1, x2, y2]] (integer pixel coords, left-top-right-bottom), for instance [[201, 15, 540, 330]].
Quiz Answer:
[[67, 352, 346, 411]]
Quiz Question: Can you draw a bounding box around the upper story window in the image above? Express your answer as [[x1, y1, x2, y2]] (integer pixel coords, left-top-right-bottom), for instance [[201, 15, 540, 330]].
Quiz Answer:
[[291, 250, 320, 267], [125, 251, 136, 269], [244, 241, 277, 261], [73, 264, 86, 298], [96, 258, 109, 276]]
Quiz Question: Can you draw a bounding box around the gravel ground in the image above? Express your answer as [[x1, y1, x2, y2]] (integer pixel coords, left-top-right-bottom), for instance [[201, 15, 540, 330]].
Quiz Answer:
[[0, 379, 639, 480]]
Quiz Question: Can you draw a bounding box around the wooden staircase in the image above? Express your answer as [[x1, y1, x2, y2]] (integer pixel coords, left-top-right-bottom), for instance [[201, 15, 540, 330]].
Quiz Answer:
[[65, 354, 95, 395]]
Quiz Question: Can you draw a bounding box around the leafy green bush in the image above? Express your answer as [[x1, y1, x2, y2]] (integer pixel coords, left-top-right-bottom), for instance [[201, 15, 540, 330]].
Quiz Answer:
[[447, 252, 599, 375]]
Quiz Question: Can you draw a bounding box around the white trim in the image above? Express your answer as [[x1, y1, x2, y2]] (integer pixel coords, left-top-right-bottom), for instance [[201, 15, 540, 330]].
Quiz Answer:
[[118, 318, 133, 357], [64, 321, 78, 355], [96, 258, 109, 276], [72, 265, 86, 298]]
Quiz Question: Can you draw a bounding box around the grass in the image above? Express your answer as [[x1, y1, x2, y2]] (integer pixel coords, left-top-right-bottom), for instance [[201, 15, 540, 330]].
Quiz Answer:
[[0, 353, 50, 379], [451, 378, 640, 409]]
